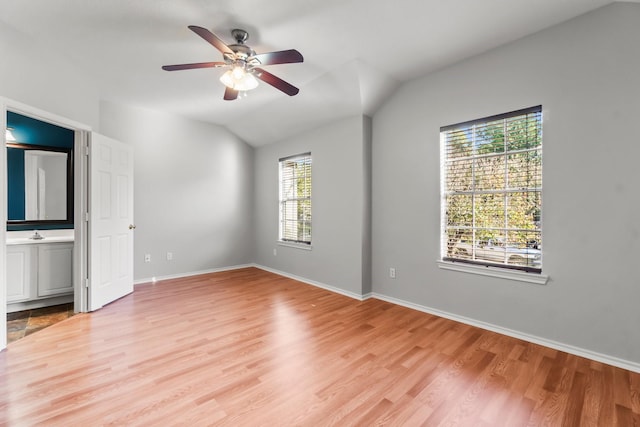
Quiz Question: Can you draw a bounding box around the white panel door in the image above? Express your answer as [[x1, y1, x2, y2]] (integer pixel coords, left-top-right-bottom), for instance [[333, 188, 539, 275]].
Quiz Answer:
[[89, 133, 134, 311]]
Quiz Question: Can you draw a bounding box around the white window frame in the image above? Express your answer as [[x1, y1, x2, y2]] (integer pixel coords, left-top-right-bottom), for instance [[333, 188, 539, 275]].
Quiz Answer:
[[278, 153, 312, 246], [439, 106, 545, 282]]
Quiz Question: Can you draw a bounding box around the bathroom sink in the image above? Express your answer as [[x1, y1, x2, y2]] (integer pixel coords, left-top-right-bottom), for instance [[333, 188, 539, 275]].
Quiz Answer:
[[6, 235, 74, 245]]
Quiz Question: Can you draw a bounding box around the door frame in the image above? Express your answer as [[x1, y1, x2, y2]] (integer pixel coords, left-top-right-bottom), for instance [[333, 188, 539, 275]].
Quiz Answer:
[[1, 97, 91, 350]]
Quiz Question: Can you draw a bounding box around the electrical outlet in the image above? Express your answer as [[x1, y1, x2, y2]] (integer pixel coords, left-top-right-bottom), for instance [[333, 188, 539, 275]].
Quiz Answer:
[[273, 248, 277, 256], [144, 254, 151, 263], [389, 267, 396, 279], [166, 252, 173, 261]]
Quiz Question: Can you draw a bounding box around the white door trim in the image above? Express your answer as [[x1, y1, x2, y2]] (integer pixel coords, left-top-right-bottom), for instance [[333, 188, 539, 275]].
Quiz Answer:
[[1, 99, 8, 350]]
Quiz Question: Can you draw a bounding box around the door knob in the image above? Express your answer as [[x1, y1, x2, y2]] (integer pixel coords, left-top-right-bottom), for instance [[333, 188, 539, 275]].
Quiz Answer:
[[129, 224, 136, 230]]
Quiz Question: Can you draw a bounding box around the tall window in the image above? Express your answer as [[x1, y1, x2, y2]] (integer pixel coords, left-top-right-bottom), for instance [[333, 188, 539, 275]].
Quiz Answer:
[[279, 153, 312, 245], [441, 106, 542, 272]]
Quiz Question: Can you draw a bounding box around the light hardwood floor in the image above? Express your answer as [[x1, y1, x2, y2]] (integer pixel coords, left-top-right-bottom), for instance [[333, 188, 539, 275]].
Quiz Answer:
[[1, 267, 638, 426]]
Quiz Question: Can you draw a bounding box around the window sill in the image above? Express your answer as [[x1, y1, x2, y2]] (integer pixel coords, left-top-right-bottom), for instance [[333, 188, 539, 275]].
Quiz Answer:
[[437, 260, 549, 285], [277, 241, 312, 251]]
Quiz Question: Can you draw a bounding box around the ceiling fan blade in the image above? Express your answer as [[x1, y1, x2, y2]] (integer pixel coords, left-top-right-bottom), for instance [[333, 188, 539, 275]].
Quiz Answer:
[[162, 62, 226, 71], [224, 87, 239, 101], [251, 49, 303, 66], [188, 25, 234, 55], [253, 68, 299, 96]]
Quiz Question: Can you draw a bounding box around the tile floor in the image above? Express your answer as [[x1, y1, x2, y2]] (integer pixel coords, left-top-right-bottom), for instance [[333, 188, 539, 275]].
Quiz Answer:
[[7, 303, 74, 344]]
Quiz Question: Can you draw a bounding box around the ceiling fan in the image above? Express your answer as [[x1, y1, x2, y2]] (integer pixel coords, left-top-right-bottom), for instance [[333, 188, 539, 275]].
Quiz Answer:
[[162, 26, 303, 101]]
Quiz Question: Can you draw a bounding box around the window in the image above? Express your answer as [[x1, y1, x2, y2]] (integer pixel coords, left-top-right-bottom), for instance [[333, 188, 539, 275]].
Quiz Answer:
[[279, 153, 312, 245], [441, 106, 542, 273]]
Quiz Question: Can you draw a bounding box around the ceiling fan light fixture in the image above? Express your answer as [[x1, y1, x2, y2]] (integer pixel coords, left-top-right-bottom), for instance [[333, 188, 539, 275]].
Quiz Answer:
[[219, 67, 258, 91]]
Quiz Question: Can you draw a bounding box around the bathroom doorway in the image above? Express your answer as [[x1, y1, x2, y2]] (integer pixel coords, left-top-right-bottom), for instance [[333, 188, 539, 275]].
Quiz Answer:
[[2, 98, 91, 348], [2, 97, 135, 350]]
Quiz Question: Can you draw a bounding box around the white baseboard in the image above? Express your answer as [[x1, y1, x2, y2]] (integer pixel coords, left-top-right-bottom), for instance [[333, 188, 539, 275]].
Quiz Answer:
[[135, 263, 640, 374], [133, 264, 254, 286], [253, 264, 368, 301], [254, 265, 640, 373], [371, 292, 640, 374]]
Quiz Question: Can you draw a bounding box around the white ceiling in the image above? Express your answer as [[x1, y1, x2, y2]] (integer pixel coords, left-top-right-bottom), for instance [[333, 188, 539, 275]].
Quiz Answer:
[[0, 0, 630, 146]]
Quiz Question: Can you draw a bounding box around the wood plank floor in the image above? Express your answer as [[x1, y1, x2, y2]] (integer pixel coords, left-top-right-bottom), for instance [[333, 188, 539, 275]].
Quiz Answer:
[[1, 267, 638, 426]]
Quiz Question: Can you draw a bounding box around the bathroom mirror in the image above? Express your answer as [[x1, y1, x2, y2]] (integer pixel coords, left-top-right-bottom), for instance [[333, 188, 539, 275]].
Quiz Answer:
[[7, 143, 73, 226]]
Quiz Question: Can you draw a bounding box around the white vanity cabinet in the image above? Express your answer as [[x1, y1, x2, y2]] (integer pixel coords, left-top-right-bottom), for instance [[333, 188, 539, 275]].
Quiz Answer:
[[6, 245, 35, 302], [37, 243, 74, 297], [6, 242, 73, 304]]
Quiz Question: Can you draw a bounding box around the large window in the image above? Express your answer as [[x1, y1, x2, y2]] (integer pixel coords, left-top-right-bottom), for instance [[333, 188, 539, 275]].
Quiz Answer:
[[279, 153, 312, 245], [441, 106, 542, 273]]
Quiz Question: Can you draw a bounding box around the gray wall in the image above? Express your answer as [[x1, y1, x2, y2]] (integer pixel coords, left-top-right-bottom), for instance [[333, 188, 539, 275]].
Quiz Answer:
[[0, 22, 100, 128], [372, 3, 640, 363], [253, 116, 371, 297], [99, 101, 255, 280]]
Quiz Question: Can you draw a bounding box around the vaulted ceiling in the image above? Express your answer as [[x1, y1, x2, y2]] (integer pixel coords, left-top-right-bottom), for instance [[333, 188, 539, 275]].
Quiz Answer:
[[0, 0, 630, 146]]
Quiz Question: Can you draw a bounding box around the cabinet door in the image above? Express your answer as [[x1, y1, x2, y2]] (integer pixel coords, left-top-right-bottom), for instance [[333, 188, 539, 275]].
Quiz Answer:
[[37, 243, 73, 297], [6, 246, 34, 302]]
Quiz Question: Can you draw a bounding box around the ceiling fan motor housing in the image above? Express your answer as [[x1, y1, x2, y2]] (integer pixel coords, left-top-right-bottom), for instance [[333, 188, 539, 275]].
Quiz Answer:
[[227, 29, 256, 63], [228, 44, 255, 61]]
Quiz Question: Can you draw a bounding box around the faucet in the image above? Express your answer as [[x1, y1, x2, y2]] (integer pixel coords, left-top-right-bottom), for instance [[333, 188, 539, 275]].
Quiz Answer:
[[31, 230, 44, 240]]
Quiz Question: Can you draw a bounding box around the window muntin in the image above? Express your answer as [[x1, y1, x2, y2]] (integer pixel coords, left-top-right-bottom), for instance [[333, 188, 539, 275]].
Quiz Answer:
[[279, 153, 312, 245], [441, 106, 542, 273]]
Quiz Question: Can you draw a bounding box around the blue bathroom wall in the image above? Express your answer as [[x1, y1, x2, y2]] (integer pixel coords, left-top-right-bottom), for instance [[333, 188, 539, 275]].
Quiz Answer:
[[7, 111, 74, 230], [7, 147, 25, 220], [7, 111, 74, 148]]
